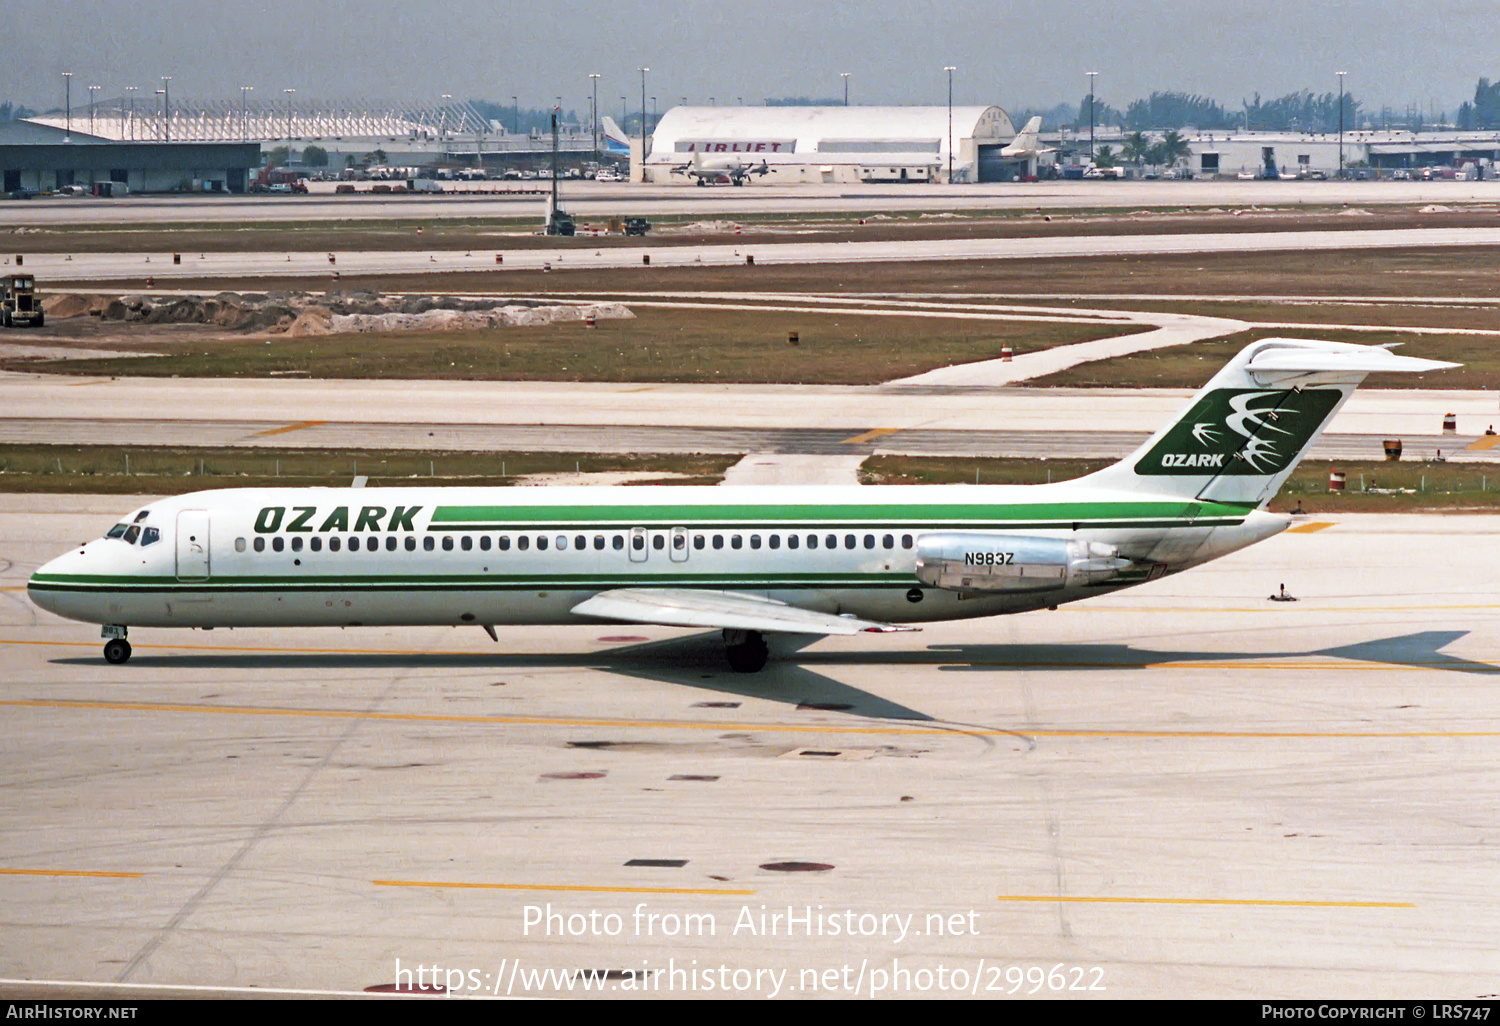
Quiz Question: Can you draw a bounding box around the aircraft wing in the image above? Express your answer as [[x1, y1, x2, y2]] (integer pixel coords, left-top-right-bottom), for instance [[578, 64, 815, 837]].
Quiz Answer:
[[571, 588, 917, 635]]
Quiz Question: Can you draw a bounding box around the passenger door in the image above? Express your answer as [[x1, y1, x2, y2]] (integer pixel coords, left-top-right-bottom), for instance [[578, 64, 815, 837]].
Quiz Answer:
[[176, 510, 211, 581]]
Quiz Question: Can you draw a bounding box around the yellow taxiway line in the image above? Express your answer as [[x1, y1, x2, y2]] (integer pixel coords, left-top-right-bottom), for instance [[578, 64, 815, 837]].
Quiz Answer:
[[838, 427, 901, 445], [248, 419, 327, 438], [4, 698, 1497, 740], [0, 868, 143, 880], [375, 880, 754, 896]]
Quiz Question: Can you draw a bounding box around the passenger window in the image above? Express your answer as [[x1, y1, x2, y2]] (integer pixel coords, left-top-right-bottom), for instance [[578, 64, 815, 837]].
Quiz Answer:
[[713, 535, 724, 549], [673, 534, 685, 551], [556, 535, 567, 551], [845, 535, 856, 549], [864, 535, 875, 549], [499, 536, 510, 551], [787, 535, 798, 549], [442, 536, 454, 551], [291, 536, 303, 552], [348, 536, 358, 551], [461, 536, 472, 551], [311, 536, 322, 552], [807, 535, 817, 549], [272, 536, 284, 552], [235, 537, 247, 553], [769, 535, 780, 550], [749, 535, 761, 550], [731, 535, 743, 549], [538, 536, 549, 551], [518, 536, 530, 551], [651, 535, 663, 550], [883, 534, 894, 549], [902, 534, 914, 549], [423, 537, 435, 552], [693, 535, 704, 550], [479, 536, 491, 551], [366, 537, 379, 552], [123, 525, 141, 545], [386, 536, 397, 551], [594, 535, 605, 550], [254, 537, 266, 552], [632, 535, 644, 551], [576, 535, 586, 550], [827, 534, 838, 549], [406, 537, 416, 551], [330, 537, 341, 552], [613, 535, 624, 550]]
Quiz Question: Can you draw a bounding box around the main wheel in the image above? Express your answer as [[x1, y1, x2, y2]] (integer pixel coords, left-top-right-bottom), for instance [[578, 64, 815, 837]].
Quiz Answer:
[[725, 631, 768, 673], [103, 638, 132, 664]]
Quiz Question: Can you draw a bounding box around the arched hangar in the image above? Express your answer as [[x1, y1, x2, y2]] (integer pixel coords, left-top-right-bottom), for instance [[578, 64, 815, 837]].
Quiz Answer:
[[642, 105, 1020, 185]]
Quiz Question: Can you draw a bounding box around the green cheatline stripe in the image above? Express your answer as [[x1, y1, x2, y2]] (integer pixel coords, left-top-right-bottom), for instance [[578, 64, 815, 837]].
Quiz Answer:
[[427, 517, 1246, 532], [28, 574, 923, 593], [430, 500, 1254, 526]]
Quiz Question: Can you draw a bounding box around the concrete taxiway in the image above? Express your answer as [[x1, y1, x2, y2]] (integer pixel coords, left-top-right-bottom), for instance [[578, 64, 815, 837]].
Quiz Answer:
[[3, 496, 1499, 998], [6, 179, 1500, 227], [16, 226, 1500, 285]]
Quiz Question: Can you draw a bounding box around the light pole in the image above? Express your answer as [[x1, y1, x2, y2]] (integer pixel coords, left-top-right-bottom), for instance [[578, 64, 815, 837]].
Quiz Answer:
[[125, 86, 137, 141], [841, 72, 850, 106], [1337, 71, 1347, 177], [161, 76, 171, 142], [639, 66, 649, 182], [944, 66, 956, 184], [62, 72, 72, 141], [588, 73, 600, 167], [88, 84, 99, 137], [240, 86, 252, 142], [1086, 71, 1098, 161], [512, 95, 518, 135], [440, 94, 452, 140], [284, 88, 294, 143]]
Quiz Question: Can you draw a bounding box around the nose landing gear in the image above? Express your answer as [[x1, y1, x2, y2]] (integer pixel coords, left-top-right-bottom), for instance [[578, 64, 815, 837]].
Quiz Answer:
[[102, 626, 131, 664]]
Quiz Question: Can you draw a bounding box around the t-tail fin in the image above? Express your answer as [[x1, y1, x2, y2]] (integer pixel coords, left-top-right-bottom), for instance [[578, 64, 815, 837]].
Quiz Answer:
[[1076, 338, 1457, 507]]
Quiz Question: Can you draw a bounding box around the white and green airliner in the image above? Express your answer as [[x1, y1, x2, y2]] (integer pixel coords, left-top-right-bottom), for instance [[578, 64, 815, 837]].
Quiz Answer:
[[29, 338, 1452, 671]]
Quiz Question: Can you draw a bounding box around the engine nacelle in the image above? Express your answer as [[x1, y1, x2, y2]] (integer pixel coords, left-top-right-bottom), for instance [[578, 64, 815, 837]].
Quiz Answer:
[[914, 533, 1132, 593]]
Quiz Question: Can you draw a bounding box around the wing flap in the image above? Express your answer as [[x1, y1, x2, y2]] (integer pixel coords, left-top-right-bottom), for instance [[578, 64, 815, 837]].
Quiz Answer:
[[571, 588, 916, 635]]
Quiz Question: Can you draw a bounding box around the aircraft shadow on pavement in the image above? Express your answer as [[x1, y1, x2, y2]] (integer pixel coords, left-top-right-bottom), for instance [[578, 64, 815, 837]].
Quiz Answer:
[[49, 630, 936, 722], [926, 629, 1498, 676]]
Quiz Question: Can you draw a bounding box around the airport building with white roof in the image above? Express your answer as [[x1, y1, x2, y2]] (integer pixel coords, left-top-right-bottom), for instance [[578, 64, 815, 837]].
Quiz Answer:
[[641, 105, 1020, 184]]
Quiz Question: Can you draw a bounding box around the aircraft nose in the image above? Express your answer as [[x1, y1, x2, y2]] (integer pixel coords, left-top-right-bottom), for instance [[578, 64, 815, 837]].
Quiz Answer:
[[27, 544, 93, 618]]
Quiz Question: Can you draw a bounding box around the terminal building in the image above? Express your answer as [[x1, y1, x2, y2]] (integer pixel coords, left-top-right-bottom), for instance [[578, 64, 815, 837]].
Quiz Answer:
[[641, 105, 1023, 184]]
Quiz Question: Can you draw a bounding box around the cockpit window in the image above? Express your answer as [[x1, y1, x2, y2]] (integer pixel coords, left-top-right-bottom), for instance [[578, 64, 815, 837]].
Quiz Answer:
[[140, 527, 161, 547], [133, 511, 151, 523], [106, 524, 129, 539], [122, 525, 141, 544]]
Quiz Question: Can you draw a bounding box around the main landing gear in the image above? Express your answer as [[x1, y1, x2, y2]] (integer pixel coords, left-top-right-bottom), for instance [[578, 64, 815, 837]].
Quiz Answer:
[[723, 629, 768, 673], [102, 626, 131, 664]]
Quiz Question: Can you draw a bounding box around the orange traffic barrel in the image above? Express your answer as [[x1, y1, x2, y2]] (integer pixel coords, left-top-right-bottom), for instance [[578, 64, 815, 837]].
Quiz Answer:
[[1383, 439, 1402, 460], [1328, 469, 1346, 491], [1001, 345, 1013, 362], [1443, 413, 1456, 433]]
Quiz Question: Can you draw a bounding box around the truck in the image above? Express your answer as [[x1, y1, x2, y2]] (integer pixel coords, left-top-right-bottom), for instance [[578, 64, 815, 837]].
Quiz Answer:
[[2, 273, 43, 328]]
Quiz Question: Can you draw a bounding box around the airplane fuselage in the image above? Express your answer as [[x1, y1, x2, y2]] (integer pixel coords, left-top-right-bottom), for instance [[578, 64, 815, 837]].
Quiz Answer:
[[27, 482, 1284, 633]]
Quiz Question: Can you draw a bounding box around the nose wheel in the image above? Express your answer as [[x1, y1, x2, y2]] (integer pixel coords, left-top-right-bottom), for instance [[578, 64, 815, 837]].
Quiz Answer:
[[103, 638, 133, 664]]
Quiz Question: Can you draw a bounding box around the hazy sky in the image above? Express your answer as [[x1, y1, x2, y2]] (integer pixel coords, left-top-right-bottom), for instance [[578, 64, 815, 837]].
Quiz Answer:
[[7, 0, 1497, 117]]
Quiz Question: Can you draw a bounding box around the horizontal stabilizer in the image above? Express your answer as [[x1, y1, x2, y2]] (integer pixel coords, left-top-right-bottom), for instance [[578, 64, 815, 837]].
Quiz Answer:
[[1247, 343, 1459, 375], [572, 588, 916, 635]]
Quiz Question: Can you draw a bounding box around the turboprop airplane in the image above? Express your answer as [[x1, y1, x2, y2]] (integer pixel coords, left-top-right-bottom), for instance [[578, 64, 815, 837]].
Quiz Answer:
[[671, 151, 771, 186], [28, 339, 1453, 671]]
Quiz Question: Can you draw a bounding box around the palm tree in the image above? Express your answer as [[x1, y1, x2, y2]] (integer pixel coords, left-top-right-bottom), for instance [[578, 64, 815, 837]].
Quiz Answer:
[[1121, 131, 1151, 168], [1159, 130, 1191, 169]]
